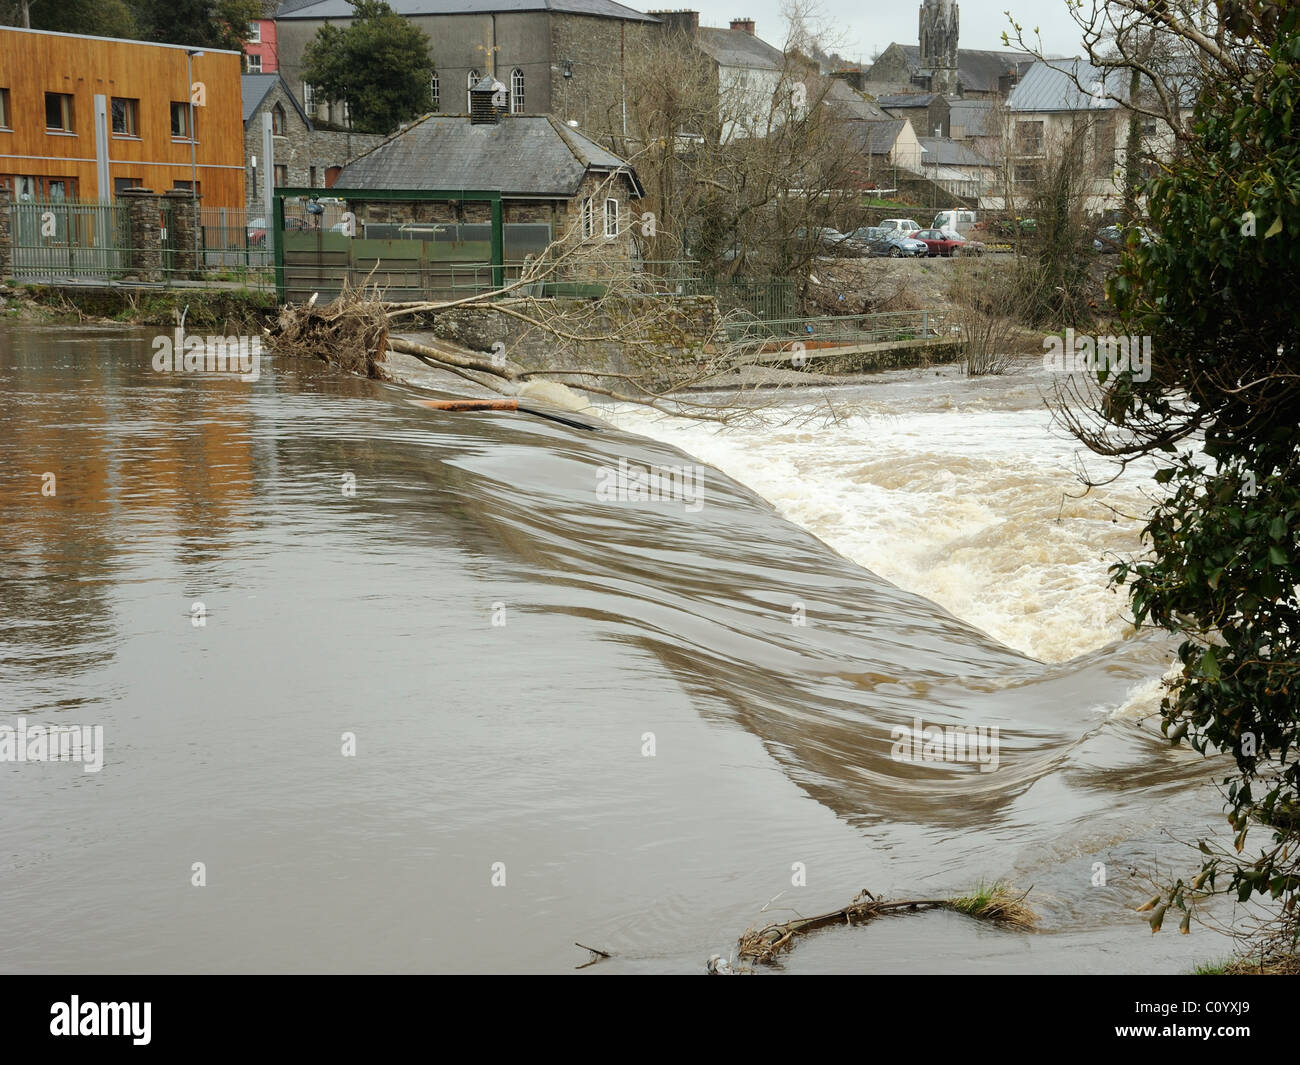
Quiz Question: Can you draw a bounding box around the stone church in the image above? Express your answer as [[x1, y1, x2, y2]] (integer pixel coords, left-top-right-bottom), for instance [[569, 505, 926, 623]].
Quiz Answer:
[[863, 0, 1033, 99]]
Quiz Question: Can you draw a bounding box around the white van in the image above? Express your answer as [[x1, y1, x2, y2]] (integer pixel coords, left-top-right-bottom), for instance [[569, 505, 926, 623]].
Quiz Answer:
[[933, 209, 977, 236]]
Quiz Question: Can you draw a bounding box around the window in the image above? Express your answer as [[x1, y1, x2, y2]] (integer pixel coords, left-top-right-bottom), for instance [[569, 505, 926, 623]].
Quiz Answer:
[[247, 22, 261, 44], [302, 82, 316, 114], [246, 54, 262, 73], [603, 197, 619, 239], [1015, 119, 1043, 155], [340, 101, 351, 127], [110, 97, 139, 137], [581, 197, 594, 239], [171, 101, 194, 139], [430, 73, 439, 112], [45, 92, 75, 132], [309, 166, 317, 186], [272, 103, 285, 135], [274, 164, 287, 189], [510, 68, 525, 113], [0, 88, 10, 129], [467, 69, 479, 111], [172, 179, 200, 195], [113, 177, 141, 195]]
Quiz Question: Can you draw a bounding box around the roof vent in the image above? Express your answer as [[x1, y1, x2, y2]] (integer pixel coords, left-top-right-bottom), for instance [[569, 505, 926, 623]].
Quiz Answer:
[[470, 76, 507, 124]]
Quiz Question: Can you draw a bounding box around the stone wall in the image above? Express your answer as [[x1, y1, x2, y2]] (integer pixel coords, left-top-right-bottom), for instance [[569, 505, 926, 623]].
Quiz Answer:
[[244, 80, 385, 211], [549, 13, 658, 141]]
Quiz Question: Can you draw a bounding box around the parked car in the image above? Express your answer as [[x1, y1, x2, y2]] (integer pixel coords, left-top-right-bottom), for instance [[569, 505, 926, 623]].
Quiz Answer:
[[795, 226, 873, 257], [1094, 224, 1158, 252], [911, 228, 986, 256], [1093, 224, 1123, 253], [852, 226, 927, 257], [878, 217, 923, 237]]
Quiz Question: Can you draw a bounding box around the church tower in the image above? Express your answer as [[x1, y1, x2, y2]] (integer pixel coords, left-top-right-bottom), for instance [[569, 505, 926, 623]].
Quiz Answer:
[[919, 0, 959, 96]]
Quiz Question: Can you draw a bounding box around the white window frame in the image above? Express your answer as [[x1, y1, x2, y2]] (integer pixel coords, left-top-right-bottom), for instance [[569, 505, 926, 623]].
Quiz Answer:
[[603, 197, 619, 239], [581, 197, 594, 239], [247, 54, 262, 73], [467, 69, 480, 111], [510, 68, 525, 114], [302, 83, 315, 114], [430, 72, 440, 112], [248, 22, 261, 44]]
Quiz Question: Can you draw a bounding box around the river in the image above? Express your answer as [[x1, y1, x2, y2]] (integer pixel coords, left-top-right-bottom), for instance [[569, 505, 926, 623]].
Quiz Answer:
[[0, 323, 1234, 973]]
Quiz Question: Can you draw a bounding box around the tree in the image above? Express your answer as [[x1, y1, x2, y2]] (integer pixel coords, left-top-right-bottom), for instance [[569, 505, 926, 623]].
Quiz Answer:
[[0, 0, 136, 36], [133, 0, 260, 51], [1053, 0, 1300, 957], [301, 0, 433, 135]]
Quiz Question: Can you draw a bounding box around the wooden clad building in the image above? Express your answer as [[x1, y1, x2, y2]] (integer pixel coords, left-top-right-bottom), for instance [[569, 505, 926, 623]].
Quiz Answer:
[[0, 27, 245, 208]]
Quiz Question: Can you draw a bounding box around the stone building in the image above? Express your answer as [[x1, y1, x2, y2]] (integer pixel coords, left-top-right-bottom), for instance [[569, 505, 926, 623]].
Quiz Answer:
[[273, 0, 660, 142], [242, 73, 385, 210], [876, 91, 951, 138], [863, 1, 1032, 100], [332, 82, 644, 268]]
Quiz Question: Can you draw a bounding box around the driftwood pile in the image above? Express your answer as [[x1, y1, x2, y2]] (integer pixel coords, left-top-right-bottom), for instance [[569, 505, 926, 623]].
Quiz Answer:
[[729, 883, 1037, 969]]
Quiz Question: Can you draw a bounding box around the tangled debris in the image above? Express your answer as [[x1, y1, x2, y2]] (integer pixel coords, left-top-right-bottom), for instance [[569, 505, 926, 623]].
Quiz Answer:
[[727, 882, 1037, 970]]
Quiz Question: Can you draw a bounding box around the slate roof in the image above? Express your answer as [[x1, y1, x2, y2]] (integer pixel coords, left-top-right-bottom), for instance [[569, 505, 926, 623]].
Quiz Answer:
[[241, 73, 313, 128], [277, 0, 658, 20], [948, 98, 994, 135], [869, 44, 1034, 93], [1006, 59, 1123, 112], [825, 80, 885, 121], [846, 118, 907, 156], [917, 136, 997, 167], [875, 92, 941, 108], [694, 26, 785, 70], [335, 113, 644, 197]]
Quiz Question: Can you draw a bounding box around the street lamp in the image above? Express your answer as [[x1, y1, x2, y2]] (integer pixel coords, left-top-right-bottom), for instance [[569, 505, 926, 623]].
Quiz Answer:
[[186, 49, 204, 271]]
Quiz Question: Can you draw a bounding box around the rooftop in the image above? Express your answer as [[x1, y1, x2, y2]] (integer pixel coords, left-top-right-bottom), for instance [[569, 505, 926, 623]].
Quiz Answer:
[[277, 0, 659, 20], [335, 113, 644, 197]]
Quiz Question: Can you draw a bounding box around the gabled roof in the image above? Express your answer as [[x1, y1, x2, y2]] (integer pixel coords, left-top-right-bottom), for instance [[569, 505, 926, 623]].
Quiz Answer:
[[694, 26, 785, 70], [846, 118, 908, 156], [276, 0, 658, 20], [334, 113, 644, 197], [869, 43, 1034, 93], [1007, 59, 1123, 112], [242, 73, 313, 128], [917, 136, 997, 168], [825, 80, 885, 121]]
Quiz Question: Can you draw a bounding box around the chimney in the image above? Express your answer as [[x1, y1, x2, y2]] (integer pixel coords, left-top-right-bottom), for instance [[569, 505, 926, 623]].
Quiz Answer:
[[649, 10, 700, 36], [469, 75, 503, 124], [729, 17, 755, 35]]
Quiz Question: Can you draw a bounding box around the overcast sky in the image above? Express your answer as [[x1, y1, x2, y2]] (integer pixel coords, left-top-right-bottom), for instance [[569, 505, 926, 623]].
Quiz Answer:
[[678, 1, 1084, 64]]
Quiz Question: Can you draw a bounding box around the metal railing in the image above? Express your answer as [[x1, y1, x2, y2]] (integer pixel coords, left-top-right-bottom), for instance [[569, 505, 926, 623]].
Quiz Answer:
[[7, 200, 128, 279], [725, 309, 952, 347]]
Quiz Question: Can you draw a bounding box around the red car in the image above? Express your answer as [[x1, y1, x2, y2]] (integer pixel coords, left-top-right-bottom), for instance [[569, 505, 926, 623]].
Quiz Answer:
[[910, 228, 985, 257]]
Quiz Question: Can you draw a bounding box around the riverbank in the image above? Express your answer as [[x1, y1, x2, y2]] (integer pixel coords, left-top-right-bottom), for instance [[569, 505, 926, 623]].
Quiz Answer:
[[0, 279, 277, 331]]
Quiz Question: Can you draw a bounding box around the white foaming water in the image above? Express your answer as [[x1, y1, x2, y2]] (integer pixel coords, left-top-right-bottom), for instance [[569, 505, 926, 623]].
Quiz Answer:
[[605, 364, 1157, 664]]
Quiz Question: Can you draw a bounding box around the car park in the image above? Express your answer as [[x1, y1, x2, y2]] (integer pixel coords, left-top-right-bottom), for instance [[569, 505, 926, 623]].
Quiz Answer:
[[911, 228, 986, 256]]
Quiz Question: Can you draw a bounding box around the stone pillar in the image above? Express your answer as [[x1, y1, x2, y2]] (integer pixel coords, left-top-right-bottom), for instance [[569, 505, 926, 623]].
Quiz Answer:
[[118, 188, 162, 282], [164, 189, 201, 277], [0, 187, 11, 280]]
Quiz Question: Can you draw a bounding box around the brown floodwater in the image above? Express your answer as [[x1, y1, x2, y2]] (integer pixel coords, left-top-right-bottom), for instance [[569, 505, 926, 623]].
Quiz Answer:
[[0, 323, 1236, 973]]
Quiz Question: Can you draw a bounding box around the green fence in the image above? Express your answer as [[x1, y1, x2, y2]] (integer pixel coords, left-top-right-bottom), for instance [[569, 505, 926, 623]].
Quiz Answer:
[[7, 200, 128, 279]]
